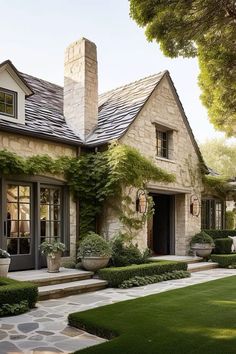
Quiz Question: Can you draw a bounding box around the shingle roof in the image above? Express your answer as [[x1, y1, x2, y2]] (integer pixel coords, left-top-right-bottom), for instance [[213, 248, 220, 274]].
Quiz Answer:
[[0, 66, 83, 145], [86, 72, 165, 145], [0, 63, 206, 170]]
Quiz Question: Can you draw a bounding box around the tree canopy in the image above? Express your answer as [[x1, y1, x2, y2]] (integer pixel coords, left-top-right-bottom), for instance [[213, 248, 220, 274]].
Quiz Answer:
[[129, 0, 236, 136], [200, 138, 236, 178]]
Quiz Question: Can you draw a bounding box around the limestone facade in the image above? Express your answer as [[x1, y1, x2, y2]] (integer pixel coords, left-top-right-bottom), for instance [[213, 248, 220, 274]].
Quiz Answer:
[[64, 38, 98, 140], [101, 75, 203, 255]]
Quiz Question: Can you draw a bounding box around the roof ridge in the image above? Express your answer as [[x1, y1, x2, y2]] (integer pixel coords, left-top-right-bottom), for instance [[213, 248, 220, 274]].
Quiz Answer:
[[99, 71, 167, 98]]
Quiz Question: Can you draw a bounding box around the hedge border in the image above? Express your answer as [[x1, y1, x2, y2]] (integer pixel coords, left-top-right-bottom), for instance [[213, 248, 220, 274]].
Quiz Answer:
[[98, 261, 187, 287], [203, 229, 236, 240], [213, 238, 233, 254], [0, 277, 38, 309], [211, 254, 236, 268]]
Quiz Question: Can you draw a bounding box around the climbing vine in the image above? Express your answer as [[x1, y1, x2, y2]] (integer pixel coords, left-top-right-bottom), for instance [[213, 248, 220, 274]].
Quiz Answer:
[[0, 143, 175, 239]]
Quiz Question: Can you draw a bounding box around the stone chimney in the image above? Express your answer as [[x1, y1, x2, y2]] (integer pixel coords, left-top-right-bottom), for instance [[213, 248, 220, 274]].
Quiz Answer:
[[64, 38, 98, 140]]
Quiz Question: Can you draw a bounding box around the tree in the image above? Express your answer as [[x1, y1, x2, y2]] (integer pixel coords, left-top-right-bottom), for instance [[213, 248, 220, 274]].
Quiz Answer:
[[200, 138, 236, 178], [129, 0, 236, 135]]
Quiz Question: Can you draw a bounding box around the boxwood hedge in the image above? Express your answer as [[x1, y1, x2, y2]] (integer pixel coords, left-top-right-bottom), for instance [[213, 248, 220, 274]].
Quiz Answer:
[[211, 254, 236, 268], [0, 277, 38, 314], [203, 230, 236, 240], [214, 238, 233, 254], [98, 261, 187, 287]]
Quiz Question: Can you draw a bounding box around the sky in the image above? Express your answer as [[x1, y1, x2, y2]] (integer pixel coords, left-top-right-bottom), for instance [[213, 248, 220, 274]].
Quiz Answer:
[[0, 0, 229, 144]]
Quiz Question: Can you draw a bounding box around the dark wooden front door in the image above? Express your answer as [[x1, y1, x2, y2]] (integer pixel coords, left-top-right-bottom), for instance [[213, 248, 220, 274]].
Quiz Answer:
[[3, 182, 35, 270], [148, 194, 175, 255]]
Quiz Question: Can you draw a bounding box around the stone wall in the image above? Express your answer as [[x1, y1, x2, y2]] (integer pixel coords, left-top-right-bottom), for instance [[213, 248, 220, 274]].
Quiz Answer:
[[101, 75, 203, 255], [0, 131, 78, 259]]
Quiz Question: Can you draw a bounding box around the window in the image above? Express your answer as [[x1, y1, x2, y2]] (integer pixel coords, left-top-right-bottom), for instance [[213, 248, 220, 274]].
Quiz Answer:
[[156, 129, 168, 158], [40, 186, 62, 244], [0, 88, 17, 118], [201, 199, 224, 230]]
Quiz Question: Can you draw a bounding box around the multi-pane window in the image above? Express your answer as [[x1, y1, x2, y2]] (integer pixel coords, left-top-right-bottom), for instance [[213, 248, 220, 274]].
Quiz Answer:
[[201, 199, 224, 230], [156, 130, 168, 158], [40, 187, 62, 244], [0, 89, 16, 118], [6, 185, 31, 255]]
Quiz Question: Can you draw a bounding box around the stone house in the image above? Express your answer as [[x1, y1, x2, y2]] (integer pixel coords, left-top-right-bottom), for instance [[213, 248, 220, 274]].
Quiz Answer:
[[0, 38, 224, 271]]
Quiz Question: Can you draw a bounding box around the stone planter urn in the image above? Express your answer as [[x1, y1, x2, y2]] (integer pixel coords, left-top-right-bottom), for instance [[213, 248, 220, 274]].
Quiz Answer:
[[46, 252, 62, 273], [0, 258, 11, 277], [191, 243, 214, 258], [81, 256, 110, 271]]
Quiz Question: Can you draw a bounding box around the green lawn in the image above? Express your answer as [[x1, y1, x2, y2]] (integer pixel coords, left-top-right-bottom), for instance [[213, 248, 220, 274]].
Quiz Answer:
[[69, 276, 236, 354]]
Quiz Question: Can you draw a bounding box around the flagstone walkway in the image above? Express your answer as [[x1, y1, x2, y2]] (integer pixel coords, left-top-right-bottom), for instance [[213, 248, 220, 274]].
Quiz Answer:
[[0, 268, 236, 354]]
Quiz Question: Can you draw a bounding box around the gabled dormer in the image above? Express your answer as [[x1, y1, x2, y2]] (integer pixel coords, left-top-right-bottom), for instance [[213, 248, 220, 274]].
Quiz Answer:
[[0, 60, 33, 124]]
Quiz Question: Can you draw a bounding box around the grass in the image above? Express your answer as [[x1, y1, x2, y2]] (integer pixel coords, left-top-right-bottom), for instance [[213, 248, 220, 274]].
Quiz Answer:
[[69, 276, 236, 354]]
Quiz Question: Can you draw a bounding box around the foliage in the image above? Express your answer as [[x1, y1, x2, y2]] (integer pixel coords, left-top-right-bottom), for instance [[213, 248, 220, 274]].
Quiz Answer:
[[190, 231, 214, 246], [40, 241, 65, 257], [62, 260, 77, 269], [0, 145, 174, 239], [200, 138, 236, 178], [77, 232, 112, 258], [98, 261, 187, 287], [203, 229, 236, 239], [202, 175, 231, 197], [111, 236, 150, 267], [129, 0, 236, 135], [211, 254, 236, 268], [119, 270, 190, 288], [226, 211, 235, 230], [213, 238, 233, 255], [0, 249, 10, 258], [0, 277, 38, 308], [0, 300, 29, 317], [69, 277, 236, 354]]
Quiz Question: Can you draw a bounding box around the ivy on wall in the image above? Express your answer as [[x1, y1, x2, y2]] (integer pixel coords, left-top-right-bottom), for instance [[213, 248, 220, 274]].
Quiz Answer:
[[202, 175, 233, 198], [0, 143, 175, 238]]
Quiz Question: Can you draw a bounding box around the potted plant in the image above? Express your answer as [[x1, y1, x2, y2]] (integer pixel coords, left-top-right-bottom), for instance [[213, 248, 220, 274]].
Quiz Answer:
[[78, 232, 112, 271], [0, 249, 11, 277], [40, 241, 65, 273], [190, 231, 215, 257]]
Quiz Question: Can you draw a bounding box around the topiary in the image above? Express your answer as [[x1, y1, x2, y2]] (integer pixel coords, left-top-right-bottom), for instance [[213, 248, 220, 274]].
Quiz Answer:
[[77, 232, 112, 258], [190, 231, 214, 246]]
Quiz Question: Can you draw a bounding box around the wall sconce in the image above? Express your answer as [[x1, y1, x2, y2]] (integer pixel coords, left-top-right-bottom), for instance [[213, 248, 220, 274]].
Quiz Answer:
[[190, 194, 200, 217], [136, 188, 148, 214]]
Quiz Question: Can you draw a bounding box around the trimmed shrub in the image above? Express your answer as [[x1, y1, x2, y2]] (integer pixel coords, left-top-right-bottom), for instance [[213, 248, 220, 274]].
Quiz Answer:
[[119, 271, 191, 289], [214, 238, 233, 254], [0, 300, 29, 317], [190, 231, 214, 246], [98, 261, 187, 287], [203, 230, 236, 240], [0, 277, 38, 315], [226, 211, 235, 230], [78, 232, 112, 258], [111, 238, 150, 267], [211, 254, 236, 268]]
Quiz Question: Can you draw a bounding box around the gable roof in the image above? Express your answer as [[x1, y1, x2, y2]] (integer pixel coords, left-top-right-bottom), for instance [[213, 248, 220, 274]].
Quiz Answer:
[[0, 61, 207, 169], [86, 72, 165, 145], [0, 60, 33, 97]]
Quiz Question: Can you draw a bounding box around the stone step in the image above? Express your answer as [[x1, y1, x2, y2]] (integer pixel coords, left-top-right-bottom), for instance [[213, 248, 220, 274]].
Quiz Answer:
[[38, 278, 108, 300], [9, 268, 94, 286], [188, 261, 219, 273], [149, 255, 203, 264]]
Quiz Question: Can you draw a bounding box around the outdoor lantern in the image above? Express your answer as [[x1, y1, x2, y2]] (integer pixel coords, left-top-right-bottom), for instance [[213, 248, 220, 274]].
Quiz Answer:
[[136, 188, 148, 214]]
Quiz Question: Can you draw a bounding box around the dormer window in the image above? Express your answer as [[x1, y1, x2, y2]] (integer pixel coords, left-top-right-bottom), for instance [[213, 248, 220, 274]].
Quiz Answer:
[[0, 88, 17, 118]]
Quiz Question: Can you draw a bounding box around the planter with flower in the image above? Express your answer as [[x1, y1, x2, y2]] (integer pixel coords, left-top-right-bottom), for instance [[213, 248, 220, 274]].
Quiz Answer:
[[0, 249, 11, 277], [78, 232, 112, 271], [40, 241, 65, 273], [190, 231, 215, 258]]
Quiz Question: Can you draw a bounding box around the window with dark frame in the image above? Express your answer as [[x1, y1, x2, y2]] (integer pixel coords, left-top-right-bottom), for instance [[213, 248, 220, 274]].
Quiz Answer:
[[156, 129, 168, 158], [201, 199, 224, 230], [0, 89, 17, 118]]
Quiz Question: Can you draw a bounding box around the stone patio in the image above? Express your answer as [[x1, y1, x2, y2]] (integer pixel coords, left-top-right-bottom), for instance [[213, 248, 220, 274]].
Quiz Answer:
[[0, 268, 236, 353]]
